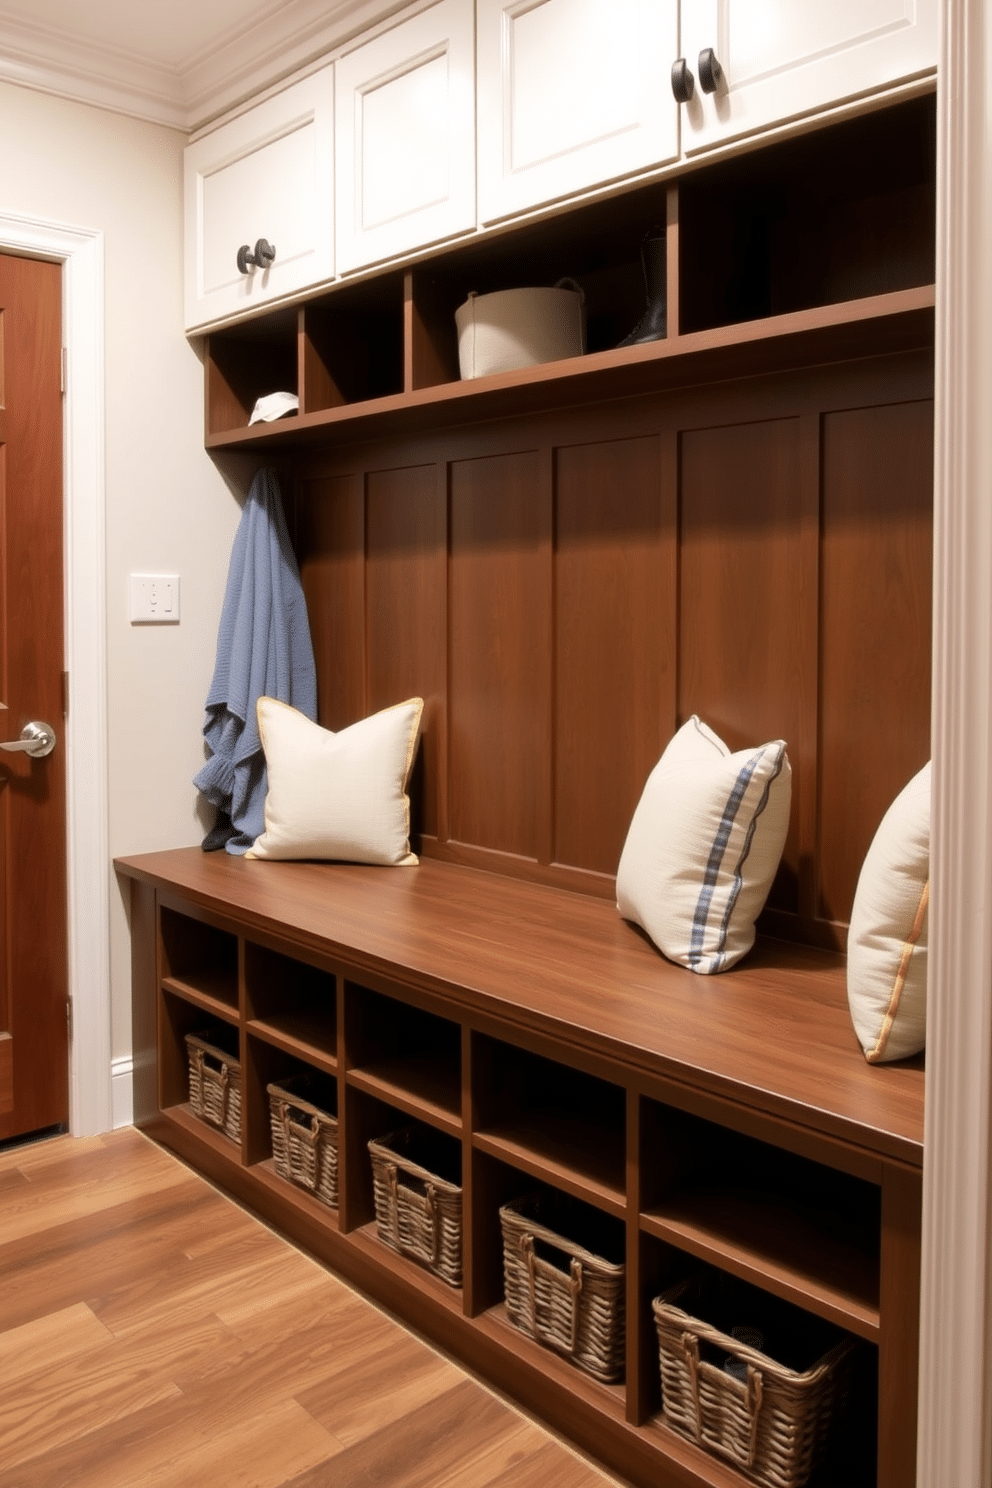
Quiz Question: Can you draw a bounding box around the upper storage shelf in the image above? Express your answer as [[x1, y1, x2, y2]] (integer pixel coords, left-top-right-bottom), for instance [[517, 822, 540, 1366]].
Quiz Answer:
[[202, 95, 936, 452]]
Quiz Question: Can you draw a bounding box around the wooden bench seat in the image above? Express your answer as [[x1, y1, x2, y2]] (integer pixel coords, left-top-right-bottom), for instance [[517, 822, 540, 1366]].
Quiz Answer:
[[119, 847, 923, 1165]]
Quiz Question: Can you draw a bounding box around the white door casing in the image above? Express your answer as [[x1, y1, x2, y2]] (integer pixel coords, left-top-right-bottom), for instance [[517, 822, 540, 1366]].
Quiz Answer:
[[477, 0, 680, 224], [0, 209, 110, 1139], [918, 1, 992, 1482]]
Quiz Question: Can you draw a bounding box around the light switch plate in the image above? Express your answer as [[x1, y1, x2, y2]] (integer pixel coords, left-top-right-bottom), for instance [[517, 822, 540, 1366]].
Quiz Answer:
[[130, 574, 180, 624]]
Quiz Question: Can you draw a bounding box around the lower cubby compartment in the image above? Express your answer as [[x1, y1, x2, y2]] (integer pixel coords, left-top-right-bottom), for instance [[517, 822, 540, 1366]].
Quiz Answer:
[[499, 1186, 627, 1385], [471, 1034, 626, 1213], [159, 987, 241, 1135], [267, 1069, 339, 1210], [244, 940, 337, 1066], [641, 1102, 882, 1340], [368, 1123, 463, 1287], [640, 1233, 877, 1488], [345, 982, 462, 1131], [159, 904, 239, 1012]]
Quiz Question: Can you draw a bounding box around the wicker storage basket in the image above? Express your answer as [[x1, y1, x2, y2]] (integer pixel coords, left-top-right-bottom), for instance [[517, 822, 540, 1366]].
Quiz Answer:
[[500, 1192, 625, 1384], [185, 1029, 241, 1142], [653, 1274, 858, 1488], [268, 1073, 339, 1209], [368, 1126, 462, 1286]]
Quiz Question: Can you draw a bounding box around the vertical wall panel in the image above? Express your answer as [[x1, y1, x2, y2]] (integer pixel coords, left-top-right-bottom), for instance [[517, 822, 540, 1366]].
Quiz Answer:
[[554, 437, 672, 876], [449, 451, 549, 859], [819, 400, 933, 923], [366, 465, 447, 841], [296, 474, 365, 729], [679, 418, 805, 911]]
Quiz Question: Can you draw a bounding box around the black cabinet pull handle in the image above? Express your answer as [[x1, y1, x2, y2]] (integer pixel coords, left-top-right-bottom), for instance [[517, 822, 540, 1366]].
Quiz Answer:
[[236, 238, 277, 275], [698, 47, 724, 93], [671, 58, 694, 104]]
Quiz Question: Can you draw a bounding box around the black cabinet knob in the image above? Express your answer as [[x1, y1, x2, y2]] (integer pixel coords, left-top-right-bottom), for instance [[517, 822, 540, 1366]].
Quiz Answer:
[[236, 238, 277, 275], [671, 58, 694, 104], [698, 47, 724, 94]]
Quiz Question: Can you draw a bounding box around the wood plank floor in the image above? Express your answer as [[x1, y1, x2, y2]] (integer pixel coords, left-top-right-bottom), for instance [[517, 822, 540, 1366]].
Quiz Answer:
[[0, 1128, 625, 1487]]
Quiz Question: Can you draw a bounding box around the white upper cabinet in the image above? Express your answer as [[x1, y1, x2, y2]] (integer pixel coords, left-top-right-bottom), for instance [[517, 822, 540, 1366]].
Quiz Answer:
[[184, 68, 335, 331], [476, 0, 680, 225], [677, 0, 938, 154], [335, 0, 475, 274]]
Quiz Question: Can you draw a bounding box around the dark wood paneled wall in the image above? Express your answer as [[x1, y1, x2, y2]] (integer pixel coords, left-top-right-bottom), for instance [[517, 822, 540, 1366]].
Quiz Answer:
[[294, 348, 932, 947]]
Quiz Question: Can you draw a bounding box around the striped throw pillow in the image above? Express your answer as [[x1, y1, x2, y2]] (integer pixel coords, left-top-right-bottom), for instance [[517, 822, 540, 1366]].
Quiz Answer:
[[847, 762, 930, 1063], [616, 717, 791, 974]]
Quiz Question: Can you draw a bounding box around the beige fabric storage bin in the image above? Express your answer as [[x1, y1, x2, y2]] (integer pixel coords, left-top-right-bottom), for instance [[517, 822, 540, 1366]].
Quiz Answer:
[[455, 280, 584, 378]]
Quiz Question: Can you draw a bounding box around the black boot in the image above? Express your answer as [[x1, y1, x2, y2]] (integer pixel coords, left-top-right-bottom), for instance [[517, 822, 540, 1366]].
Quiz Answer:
[[618, 229, 667, 346]]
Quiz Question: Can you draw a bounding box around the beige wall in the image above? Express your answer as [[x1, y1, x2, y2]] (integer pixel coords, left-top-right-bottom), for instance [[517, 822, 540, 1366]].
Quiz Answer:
[[0, 79, 243, 1066]]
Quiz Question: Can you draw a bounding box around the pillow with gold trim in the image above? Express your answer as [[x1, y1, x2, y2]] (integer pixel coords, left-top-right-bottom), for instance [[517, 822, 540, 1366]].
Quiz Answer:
[[247, 697, 423, 865], [847, 762, 930, 1063]]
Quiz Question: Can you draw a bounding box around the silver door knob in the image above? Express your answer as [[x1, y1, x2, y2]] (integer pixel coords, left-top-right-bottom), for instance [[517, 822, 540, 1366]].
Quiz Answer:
[[0, 721, 56, 758]]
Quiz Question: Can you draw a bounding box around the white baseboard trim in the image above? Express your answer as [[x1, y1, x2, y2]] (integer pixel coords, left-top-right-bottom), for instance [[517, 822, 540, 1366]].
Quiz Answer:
[[111, 1058, 134, 1130]]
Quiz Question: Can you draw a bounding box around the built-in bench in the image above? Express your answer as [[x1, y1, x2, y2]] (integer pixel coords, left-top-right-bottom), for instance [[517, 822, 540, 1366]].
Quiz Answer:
[[119, 846, 922, 1488]]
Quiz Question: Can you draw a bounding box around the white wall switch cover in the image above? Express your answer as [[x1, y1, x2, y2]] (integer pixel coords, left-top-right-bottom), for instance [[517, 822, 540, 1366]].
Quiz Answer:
[[130, 574, 180, 623]]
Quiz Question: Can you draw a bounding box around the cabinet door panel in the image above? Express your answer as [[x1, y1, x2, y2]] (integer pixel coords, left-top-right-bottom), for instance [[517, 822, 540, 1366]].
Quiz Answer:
[[680, 0, 937, 154], [477, 0, 679, 223], [335, 0, 475, 274], [184, 69, 334, 331]]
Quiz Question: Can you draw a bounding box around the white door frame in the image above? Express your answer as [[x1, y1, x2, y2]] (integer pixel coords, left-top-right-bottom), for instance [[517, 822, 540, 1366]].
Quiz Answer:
[[918, 3, 992, 1480], [0, 209, 110, 1138]]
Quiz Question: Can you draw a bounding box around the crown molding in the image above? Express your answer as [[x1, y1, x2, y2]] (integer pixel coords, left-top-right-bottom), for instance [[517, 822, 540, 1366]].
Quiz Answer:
[[0, 12, 187, 128], [182, 0, 412, 131], [0, 0, 412, 132]]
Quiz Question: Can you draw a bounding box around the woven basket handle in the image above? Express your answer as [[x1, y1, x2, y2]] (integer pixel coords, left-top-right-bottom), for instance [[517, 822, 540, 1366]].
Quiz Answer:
[[385, 1163, 440, 1263], [199, 1049, 229, 1091], [681, 1332, 765, 1469], [283, 1103, 321, 1148], [199, 1053, 230, 1101], [521, 1235, 584, 1354]]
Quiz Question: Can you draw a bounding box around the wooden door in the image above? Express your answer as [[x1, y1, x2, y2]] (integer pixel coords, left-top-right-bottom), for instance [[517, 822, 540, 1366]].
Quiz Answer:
[[476, 0, 679, 224], [679, 0, 937, 154], [334, 0, 475, 273], [183, 67, 335, 331], [0, 253, 69, 1141]]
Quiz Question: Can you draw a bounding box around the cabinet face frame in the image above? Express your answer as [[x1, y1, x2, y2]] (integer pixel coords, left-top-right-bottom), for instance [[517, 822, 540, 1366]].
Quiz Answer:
[[678, 0, 938, 154], [334, 0, 476, 274], [476, 0, 680, 224], [184, 68, 335, 331]]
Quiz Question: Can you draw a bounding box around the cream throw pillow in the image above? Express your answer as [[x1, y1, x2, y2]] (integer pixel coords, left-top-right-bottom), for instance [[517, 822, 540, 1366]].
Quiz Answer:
[[616, 716, 791, 974], [847, 762, 930, 1063], [247, 697, 423, 865]]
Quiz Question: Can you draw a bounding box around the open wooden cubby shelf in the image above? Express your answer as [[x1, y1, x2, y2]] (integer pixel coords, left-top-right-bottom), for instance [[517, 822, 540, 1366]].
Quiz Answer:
[[202, 95, 935, 451]]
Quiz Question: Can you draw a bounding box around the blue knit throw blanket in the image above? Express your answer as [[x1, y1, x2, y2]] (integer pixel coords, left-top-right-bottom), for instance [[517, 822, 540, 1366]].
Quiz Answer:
[[193, 469, 317, 853]]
